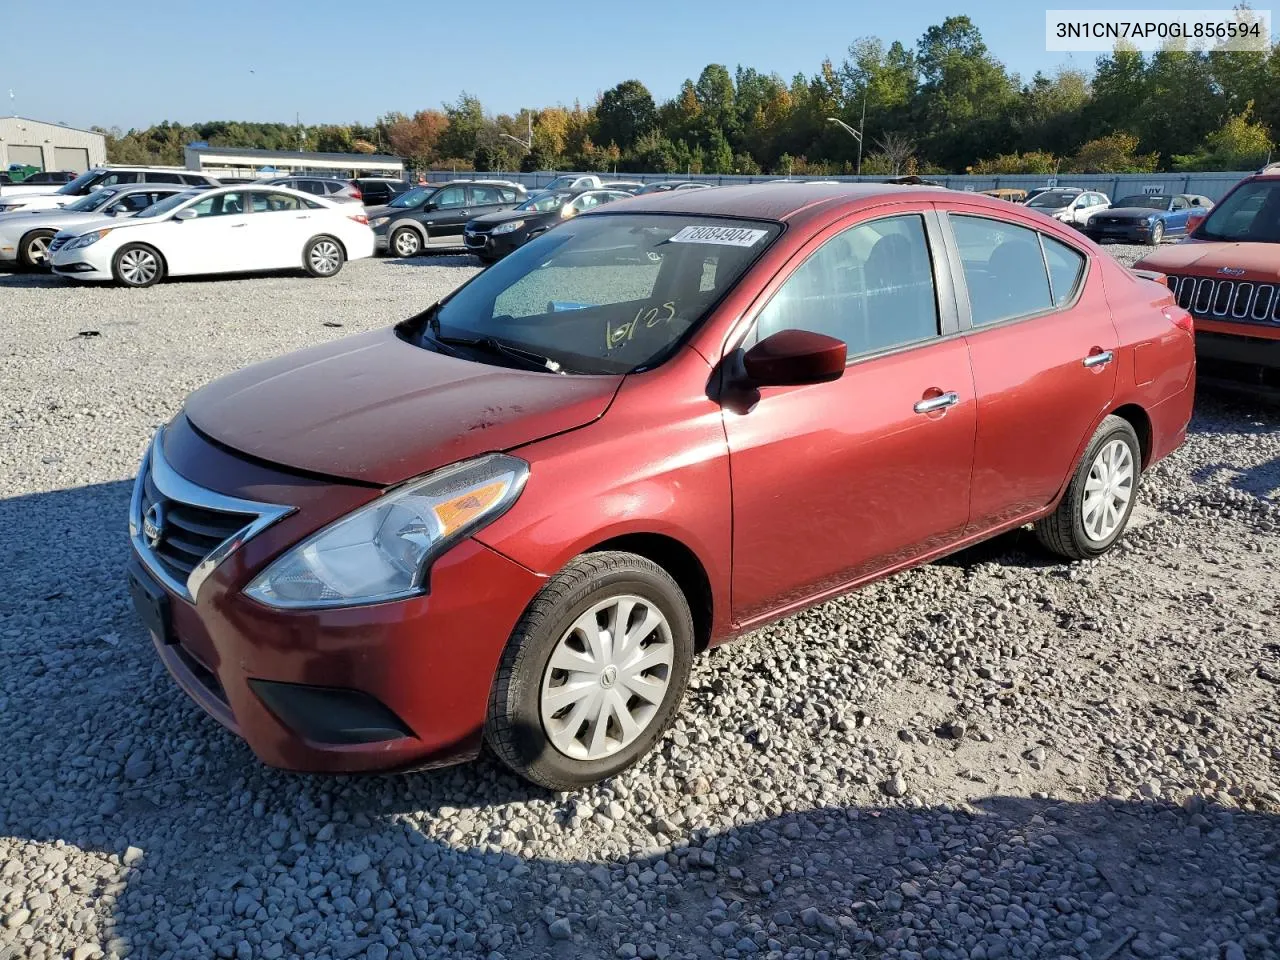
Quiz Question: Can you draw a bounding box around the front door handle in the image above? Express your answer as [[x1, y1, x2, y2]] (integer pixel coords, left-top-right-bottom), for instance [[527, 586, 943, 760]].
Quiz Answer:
[[1083, 350, 1114, 368], [230, 223, 247, 228], [914, 391, 959, 414]]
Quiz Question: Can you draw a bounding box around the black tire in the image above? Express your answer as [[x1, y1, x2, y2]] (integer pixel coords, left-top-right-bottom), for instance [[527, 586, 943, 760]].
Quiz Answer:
[[1148, 221, 1165, 245], [486, 551, 694, 790], [111, 243, 165, 288], [303, 235, 344, 278], [390, 227, 422, 258], [17, 229, 56, 269], [1035, 415, 1142, 560]]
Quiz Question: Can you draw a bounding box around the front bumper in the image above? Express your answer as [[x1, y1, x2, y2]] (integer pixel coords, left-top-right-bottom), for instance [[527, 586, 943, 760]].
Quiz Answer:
[[128, 418, 546, 773], [1194, 328, 1280, 399], [1085, 223, 1155, 243], [466, 230, 521, 261]]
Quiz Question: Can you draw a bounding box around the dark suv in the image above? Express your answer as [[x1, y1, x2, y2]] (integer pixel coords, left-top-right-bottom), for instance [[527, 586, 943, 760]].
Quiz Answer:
[[354, 177, 411, 207], [367, 180, 526, 256]]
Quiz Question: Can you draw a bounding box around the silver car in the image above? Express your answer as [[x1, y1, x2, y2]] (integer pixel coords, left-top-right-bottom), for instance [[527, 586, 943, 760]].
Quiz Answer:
[[0, 184, 189, 268]]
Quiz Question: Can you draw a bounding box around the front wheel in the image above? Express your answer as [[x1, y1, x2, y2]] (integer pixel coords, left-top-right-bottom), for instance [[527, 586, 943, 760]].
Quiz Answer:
[[304, 236, 344, 278], [486, 552, 694, 790], [18, 229, 55, 269], [390, 227, 422, 258], [112, 244, 164, 287], [1148, 221, 1165, 245], [1035, 415, 1141, 560]]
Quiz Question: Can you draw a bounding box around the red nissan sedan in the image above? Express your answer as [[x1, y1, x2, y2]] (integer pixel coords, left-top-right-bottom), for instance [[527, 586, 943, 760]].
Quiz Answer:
[[127, 183, 1195, 789]]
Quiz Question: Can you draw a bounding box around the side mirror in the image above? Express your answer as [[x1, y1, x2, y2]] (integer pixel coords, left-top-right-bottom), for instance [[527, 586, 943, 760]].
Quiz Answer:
[[742, 329, 847, 386], [561, 205, 578, 219], [173, 208, 197, 221]]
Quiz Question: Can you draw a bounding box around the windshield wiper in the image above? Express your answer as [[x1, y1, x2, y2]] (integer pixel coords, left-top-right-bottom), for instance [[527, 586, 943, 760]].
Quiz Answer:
[[426, 311, 564, 374]]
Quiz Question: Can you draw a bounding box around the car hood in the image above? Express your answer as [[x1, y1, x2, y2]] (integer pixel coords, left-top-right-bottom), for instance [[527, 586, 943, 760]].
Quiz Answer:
[[53, 214, 126, 238], [1135, 241, 1280, 280], [1100, 207, 1166, 220], [3, 209, 112, 232], [182, 326, 623, 485], [471, 208, 549, 227]]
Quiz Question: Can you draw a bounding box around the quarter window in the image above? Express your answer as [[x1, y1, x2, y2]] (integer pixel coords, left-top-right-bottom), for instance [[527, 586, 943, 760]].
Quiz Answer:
[[1041, 235, 1086, 306], [755, 214, 940, 357], [950, 215, 1053, 326]]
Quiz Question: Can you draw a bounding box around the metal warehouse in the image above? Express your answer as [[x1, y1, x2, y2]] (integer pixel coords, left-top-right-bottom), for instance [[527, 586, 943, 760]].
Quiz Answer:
[[0, 117, 105, 173], [183, 144, 404, 179]]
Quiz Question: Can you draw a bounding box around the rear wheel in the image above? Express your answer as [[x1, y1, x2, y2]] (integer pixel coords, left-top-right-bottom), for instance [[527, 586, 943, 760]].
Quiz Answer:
[[486, 552, 694, 790], [1148, 221, 1165, 245], [1035, 415, 1141, 560], [391, 227, 422, 257], [18, 229, 56, 269], [112, 244, 164, 287], [304, 236, 344, 278]]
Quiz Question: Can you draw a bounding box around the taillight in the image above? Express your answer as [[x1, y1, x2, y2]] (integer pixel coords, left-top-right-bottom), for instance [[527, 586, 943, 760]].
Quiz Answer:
[[348, 182, 362, 200], [349, 213, 368, 225], [1164, 305, 1194, 335]]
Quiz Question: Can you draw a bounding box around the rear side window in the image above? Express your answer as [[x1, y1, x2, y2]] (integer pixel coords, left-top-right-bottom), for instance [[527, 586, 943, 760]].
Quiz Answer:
[[146, 172, 183, 183], [1041, 235, 1086, 306], [471, 185, 504, 204], [950, 215, 1053, 326], [755, 214, 940, 357]]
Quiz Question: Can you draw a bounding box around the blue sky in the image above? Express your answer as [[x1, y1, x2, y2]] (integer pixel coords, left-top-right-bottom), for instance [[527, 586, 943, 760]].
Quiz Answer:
[[0, 0, 1226, 130]]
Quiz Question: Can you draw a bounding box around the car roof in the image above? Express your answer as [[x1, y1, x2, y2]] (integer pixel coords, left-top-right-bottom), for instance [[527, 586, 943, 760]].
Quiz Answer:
[[599, 181, 961, 224]]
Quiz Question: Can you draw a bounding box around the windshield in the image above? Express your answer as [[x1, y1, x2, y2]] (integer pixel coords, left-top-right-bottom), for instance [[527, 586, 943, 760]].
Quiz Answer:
[[56, 169, 104, 195], [1113, 195, 1168, 210], [66, 189, 119, 212], [1027, 191, 1077, 210], [542, 176, 579, 191], [389, 186, 432, 208], [1196, 180, 1280, 242], [134, 190, 200, 218], [429, 214, 780, 374], [516, 192, 572, 213]]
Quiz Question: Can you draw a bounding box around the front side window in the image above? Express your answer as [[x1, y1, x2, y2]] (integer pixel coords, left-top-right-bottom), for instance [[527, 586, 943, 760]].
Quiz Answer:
[[755, 214, 939, 356], [951, 215, 1054, 325], [433, 186, 466, 208], [97, 172, 139, 188], [189, 192, 247, 217], [133, 190, 200, 218], [430, 215, 780, 374], [1195, 180, 1280, 242], [145, 172, 184, 184], [107, 192, 161, 214]]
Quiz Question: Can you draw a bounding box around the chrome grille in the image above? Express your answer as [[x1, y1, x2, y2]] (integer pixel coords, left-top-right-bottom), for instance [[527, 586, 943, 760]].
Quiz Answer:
[[129, 427, 293, 601], [1165, 274, 1280, 325]]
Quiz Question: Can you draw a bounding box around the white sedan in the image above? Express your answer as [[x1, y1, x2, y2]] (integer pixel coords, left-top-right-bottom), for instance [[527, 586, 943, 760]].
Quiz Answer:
[[50, 186, 375, 286]]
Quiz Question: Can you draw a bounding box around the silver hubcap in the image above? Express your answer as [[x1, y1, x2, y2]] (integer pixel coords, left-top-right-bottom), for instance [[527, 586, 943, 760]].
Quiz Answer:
[[27, 236, 50, 264], [1082, 438, 1134, 542], [309, 240, 341, 274], [394, 231, 418, 255], [539, 595, 674, 761], [119, 248, 158, 285]]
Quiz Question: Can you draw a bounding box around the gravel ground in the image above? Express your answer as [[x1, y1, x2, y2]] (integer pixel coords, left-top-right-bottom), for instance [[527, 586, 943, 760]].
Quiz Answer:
[[1, 247, 1277, 960]]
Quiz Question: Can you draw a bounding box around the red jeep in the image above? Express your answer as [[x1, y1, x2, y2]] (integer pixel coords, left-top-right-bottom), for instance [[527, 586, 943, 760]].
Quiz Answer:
[[1136, 165, 1280, 398]]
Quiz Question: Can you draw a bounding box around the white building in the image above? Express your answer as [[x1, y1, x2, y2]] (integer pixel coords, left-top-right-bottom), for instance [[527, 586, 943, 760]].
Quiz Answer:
[[183, 144, 404, 179], [0, 117, 106, 173]]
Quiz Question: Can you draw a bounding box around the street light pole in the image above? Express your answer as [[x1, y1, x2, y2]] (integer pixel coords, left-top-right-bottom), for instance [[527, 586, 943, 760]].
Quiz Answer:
[[500, 113, 535, 152], [827, 100, 866, 175]]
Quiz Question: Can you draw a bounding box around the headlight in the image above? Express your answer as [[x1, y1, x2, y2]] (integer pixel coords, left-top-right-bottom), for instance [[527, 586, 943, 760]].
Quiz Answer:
[[370, 216, 389, 227], [491, 219, 524, 235], [70, 229, 111, 248], [1147, 215, 1159, 224], [1087, 216, 1097, 226], [244, 454, 529, 608]]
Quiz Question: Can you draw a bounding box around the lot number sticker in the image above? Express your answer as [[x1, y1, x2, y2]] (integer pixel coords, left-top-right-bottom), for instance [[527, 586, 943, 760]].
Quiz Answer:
[[668, 225, 767, 247]]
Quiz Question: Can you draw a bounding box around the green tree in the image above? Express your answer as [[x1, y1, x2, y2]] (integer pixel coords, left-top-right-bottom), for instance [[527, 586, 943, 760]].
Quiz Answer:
[[1067, 132, 1158, 172], [1173, 103, 1274, 170], [437, 92, 485, 162], [596, 80, 657, 151]]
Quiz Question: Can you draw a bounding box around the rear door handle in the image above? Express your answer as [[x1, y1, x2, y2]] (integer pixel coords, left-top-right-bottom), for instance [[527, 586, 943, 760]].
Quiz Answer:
[[1083, 350, 1114, 368], [230, 223, 247, 228], [914, 391, 959, 414]]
